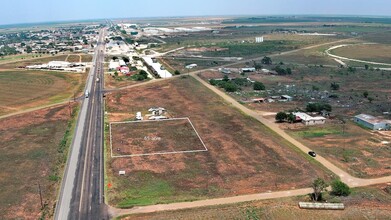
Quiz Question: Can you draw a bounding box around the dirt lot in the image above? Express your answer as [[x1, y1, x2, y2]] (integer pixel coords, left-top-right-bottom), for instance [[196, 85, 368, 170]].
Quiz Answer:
[[110, 119, 206, 156], [105, 76, 332, 208], [286, 121, 391, 178], [0, 105, 75, 219], [104, 74, 140, 89], [120, 184, 391, 220], [0, 70, 83, 116], [66, 54, 81, 62]]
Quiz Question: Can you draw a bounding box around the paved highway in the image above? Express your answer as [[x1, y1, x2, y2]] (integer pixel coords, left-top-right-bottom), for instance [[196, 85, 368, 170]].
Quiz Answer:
[[55, 28, 107, 220]]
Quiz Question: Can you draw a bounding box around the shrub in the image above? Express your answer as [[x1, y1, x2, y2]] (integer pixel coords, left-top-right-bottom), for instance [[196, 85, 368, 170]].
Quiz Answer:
[[331, 180, 351, 196], [275, 112, 287, 122], [253, 81, 265, 90]]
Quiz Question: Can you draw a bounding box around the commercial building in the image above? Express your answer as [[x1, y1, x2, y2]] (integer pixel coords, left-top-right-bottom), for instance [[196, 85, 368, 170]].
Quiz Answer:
[[354, 114, 391, 130], [256, 36, 264, 43]]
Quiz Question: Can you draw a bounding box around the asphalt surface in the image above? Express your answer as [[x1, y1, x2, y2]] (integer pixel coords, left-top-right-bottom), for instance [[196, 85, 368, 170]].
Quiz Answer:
[[55, 29, 107, 220]]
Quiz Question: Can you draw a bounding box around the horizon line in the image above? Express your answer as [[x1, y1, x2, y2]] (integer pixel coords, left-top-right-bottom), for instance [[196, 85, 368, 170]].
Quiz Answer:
[[1, 13, 391, 28]]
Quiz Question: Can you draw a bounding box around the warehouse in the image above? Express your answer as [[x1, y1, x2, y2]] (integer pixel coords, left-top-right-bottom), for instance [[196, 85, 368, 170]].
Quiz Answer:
[[354, 114, 391, 130]]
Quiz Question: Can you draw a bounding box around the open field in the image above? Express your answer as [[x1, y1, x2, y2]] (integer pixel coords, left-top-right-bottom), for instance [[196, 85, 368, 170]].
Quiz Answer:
[[160, 57, 234, 73], [272, 39, 363, 66], [110, 118, 206, 157], [80, 54, 93, 62], [0, 54, 53, 64], [331, 44, 391, 64], [0, 70, 83, 116], [119, 184, 391, 220], [287, 121, 391, 178], [0, 104, 76, 219], [66, 54, 81, 62], [66, 54, 93, 63], [0, 54, 68, 69], [157, 25, 347, 53], [105, 76, 332, 208]]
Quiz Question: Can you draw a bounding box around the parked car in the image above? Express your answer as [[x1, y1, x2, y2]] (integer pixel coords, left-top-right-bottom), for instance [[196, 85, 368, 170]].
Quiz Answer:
[[308, 151, 316, 157]]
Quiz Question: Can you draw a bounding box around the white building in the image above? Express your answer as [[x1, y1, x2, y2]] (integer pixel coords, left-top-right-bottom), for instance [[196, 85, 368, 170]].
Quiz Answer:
[[293, 112, 326, 126], [256, 36, 264, 43], [109, 61, 120, 71], [48, 61, 71, 69], [186, 64, 198, 69], [143, 57, 172, 78]]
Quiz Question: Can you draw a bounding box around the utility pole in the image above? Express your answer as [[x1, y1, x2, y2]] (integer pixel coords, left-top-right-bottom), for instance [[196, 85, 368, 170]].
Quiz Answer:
[[38, 183, 44, 210], [68, 101, 72, 117]]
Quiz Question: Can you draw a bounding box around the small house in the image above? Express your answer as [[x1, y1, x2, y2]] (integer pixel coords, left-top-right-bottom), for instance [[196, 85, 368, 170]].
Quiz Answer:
[[281, 95, 293, 102], [252, 98, 266, 103], [293, 112, 326, 126]]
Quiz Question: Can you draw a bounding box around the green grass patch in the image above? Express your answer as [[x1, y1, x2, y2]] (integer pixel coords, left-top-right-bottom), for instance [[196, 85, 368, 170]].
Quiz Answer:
[[295, 127, 341, 138]]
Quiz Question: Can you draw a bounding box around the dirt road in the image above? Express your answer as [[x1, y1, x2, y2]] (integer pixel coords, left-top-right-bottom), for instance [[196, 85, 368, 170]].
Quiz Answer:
[[109, 188, 313, 217]]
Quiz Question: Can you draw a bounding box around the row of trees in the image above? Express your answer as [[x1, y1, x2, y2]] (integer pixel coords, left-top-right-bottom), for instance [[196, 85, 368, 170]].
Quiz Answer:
[[209, 76, 266, 93]]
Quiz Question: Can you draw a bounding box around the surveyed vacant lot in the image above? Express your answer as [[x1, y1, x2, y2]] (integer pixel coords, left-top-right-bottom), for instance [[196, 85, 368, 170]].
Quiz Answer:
[[0, 70, 82, 116], [0, 105, 75, 219], [110, 118, 206, 157], [105, 76, 331, 208], [287, 122, 391, 178], [120, 185, 391, 220]]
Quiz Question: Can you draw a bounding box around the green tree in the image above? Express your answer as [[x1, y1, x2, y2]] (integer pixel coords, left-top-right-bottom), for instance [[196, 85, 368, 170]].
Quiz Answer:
[[275, 112, 288, 122], [253, 81, 265, 91], [223, 75, 229, 82], [331, 180, 351, 196], [306, 103, 332, 113], [364, 64, 369, 70], [254, 63, 263, 70], [224, 82, 238, 92], [114, 71, 118, 77], [209, 79, 217, 86], [174, 70, 181, 75], [312, 178, 328, 201], [286, 68, 292, 75], [363, 91, 369, 98], [261, 56, 272, 65], [368, 97, 374, 103], [26, 46, 32, 53], [287, 113, 296, 123]]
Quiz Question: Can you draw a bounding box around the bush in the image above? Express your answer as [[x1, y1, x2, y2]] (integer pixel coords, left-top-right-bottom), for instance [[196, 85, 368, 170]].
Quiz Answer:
[[275, 112, 287, 122], [330, 82, 340, 90], [331, 180, 351, 196], [209, 79, 217, 86], [306, 102, 332, 112], [224, 82, 238, 92], [253, 81, 265, 90]]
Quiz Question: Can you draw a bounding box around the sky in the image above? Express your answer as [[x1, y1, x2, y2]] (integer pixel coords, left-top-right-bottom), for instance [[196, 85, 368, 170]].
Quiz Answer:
[[2, 0, 391, 25]]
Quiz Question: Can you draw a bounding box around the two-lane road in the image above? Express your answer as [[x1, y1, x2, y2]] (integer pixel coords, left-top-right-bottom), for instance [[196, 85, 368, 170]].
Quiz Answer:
[[55, 29, 107, 220]]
